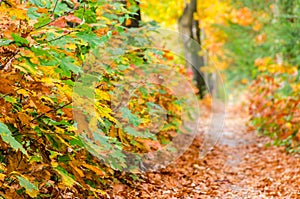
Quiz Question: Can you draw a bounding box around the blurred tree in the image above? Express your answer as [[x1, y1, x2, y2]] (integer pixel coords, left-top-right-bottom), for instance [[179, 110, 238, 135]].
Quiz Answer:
[[178, 0, 206, 97]]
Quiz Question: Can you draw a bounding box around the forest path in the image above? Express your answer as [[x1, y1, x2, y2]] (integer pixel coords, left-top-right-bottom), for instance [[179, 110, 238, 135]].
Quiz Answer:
[[110, 103, 300, 198]]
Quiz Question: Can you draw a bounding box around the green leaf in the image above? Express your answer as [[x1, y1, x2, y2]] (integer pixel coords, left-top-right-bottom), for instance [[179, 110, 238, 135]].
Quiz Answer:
[[108, 149, 127, 170], [93, 133, 112, 151], [15, 174, 38, 197], [60, 57, 83, 77], [81, 133, 127, 170], [0, 39, 12, 46], [4, 96, 17, 104], [34, 15, 51, 29], [74, 8, 97, 24], [58, 155, 70, 163], [27, 7, 41, 20], [39, 58, 59, 66], [54, 2, 72, 15], [79, 135, 106, 162], [11, 34, 29, 45], [74, 86, 94, 99], [146, 102, 163, 110], [29, 0, 46, 7], [69, 136, 84, 147], [120, 107, 140, 126], [76, 31, 104, 48], [53, 166, 77, 187], [30, 46, 51, 56], [124, 126, 155, 139], [0, 122, 27, 156], [45, 134, 60, 149]]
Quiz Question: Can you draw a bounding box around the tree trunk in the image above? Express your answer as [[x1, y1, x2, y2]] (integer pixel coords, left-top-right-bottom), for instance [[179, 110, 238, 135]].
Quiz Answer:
[[178, 0, 206, 98]]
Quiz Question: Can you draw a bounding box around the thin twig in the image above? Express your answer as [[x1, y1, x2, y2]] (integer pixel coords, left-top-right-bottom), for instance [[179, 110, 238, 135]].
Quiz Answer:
[[11, 101, 72, 136], [46, 30, 73, 43], [0, 87, 22, 100], [16, 153, 23, 169], [30, 101, 72, 122], [52, 0, 60, 15], [34, 30, 73, 46], [1, 0, 13, 7], [36, 8, 76, 30]]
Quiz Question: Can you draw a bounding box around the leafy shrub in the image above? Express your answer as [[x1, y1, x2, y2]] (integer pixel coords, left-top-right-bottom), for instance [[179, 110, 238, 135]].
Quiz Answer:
[[221, 0, 300, 152], [0, 0, 188, 197], [249, 59, 300, 152]]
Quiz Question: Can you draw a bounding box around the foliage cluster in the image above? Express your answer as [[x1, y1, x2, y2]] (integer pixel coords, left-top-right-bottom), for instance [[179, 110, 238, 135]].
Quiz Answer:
[[0, 0, 186, 197], [141, 0, 300, 151], [141, 0, 298, 153], [222, 0, 300, 151]]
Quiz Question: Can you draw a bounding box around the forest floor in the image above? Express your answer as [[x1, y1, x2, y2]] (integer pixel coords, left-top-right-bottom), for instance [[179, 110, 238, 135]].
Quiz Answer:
[[107, 100, 300, 199]]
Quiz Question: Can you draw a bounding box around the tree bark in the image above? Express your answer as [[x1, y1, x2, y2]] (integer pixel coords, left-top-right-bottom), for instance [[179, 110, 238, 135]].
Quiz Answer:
[[178, 0, 206, 98]]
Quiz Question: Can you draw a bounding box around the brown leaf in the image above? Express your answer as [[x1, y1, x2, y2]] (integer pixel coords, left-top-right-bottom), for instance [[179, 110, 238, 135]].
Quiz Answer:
[[17, 112, 31, 125]]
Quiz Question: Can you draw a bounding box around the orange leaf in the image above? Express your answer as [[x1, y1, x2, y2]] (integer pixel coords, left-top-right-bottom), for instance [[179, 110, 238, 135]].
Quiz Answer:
[[50, 17, 67, 28], [37, 7, 49, 14], [82, 163, 105, 176], [65, 14, 82, 24], [17, 112, 31, 125]]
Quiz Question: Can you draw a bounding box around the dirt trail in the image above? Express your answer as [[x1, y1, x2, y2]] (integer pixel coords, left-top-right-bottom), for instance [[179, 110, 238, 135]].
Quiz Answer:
[[110, 103, 300, 198]]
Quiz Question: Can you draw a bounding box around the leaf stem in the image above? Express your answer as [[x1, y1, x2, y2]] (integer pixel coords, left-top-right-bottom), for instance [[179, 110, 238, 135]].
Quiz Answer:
[[52, 0, 60, 15], [31, 101, 72, 122]]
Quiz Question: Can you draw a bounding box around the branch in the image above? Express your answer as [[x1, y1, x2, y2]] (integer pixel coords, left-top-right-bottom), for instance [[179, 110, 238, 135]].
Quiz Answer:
[[46, 31, 73, 43], [31, 101, 73, 122], [0, 0, 13, 7]]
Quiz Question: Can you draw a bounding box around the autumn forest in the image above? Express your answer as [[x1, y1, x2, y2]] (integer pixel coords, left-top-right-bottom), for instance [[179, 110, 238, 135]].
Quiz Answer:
[[0, 0, 299, 198]]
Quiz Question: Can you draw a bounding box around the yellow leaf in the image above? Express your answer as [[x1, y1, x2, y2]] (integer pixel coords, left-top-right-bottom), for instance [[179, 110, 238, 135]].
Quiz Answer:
[[51, 162, 59, 167], [36, 7, 48, 14], [88, 116, 100, 132], [284, 122, 292, 130], [9, 8, 27, 20], [30, 56, 39, 65], [0, 173, 6, 181], [41, 77, 55, 87], [88, 186, 107, 195], [193, 13, 199, 20], [0, 164, 6, 171], [82, 163, 105, 176], [17, 62, 37, 74], [67, 125, 77, 132], [95, 102, 116, 123], [65, 43, 77, 50], [16, 89, 30, 97], [40, 96, 54, 105], [53, 131, 71, 148], [69, 161, 85, 177], [125, 18, 132, 26], [53, 166, 78, 187], [57, 84, 73, 100], [95, 89, 110, 101]]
